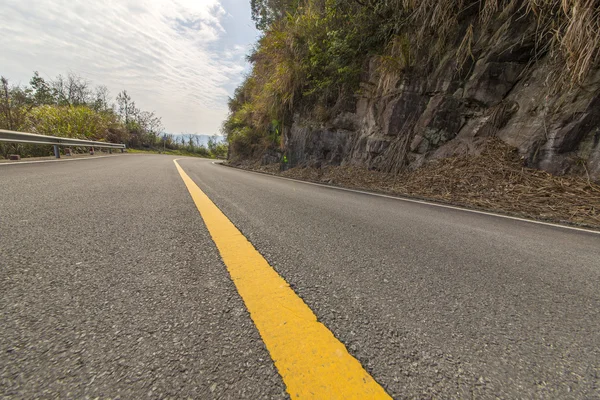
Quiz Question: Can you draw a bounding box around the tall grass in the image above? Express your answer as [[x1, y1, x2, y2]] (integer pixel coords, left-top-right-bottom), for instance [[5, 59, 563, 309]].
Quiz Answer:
[[403, 0, 599, 85]]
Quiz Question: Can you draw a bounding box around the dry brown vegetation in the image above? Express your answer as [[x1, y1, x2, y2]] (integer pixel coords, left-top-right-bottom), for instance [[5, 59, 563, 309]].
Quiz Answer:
[[233, 139, 600, 228], [227, 1, 600, 226]]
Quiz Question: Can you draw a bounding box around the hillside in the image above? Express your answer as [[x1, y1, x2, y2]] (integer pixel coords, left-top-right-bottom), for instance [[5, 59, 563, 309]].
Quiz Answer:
[[224, 0, 600, 183]]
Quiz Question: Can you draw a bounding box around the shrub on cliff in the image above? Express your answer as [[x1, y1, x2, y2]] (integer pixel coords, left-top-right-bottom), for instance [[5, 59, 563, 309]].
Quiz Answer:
[[224, 0, 600, 160]]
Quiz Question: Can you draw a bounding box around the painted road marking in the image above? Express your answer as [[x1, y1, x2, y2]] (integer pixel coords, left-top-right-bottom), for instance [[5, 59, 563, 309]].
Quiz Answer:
[[174, 159, 391, 399]]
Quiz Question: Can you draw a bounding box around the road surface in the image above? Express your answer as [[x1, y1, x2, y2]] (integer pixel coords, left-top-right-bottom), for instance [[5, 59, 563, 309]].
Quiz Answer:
[[1, 155, 599, 398]]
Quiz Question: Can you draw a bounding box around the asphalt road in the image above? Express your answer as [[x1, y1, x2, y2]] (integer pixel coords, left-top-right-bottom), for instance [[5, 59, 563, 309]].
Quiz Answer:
[[1, 155, 599, 399]]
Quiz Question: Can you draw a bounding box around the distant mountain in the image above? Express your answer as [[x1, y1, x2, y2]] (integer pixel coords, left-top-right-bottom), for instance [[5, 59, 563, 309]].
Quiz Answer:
[[165, 134, 225, 147]]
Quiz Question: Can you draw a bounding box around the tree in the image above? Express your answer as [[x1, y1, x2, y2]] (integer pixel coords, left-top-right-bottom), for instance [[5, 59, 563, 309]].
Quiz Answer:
[[29, 71, 55, 105], [136, 110, 163, 147], [0, 76, 34, 131], [93, 85, 111, 112], [251, 0, 298, 30], [186, 134, 196, 151], [116, 90, 137, 124], [51, 73, 92, 106], [208, 135, 217, 152], [1, 77, 14, 130], [0, 71, 208, 158], [208, 134, 228, 158]]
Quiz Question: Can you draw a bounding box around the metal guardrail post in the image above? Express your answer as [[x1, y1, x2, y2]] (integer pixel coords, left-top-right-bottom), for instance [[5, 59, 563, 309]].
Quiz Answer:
[[53, 145, 60, 159]]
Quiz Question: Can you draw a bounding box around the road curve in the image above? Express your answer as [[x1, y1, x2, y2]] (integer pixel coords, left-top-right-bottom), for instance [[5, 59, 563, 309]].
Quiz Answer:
[[1, 154, 599, 398]]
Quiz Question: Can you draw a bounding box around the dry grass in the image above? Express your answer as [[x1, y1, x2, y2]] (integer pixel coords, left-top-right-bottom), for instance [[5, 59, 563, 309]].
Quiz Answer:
[[236, 139, 600, 228], [456, 23, 475, 72], [556, 0, 600, 84], [384, 0, 600, 87]]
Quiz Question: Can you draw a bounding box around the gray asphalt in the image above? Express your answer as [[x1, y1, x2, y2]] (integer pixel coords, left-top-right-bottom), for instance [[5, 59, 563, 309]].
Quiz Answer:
[[1, 155, 599, 399], [0, 156, 286, 399]]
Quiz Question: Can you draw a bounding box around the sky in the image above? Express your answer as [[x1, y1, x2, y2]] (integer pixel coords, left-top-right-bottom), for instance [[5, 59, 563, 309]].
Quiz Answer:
[[0, 0, 259, 135]]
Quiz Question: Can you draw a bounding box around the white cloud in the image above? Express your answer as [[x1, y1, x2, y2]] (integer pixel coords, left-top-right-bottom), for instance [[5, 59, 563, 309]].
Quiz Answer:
[[0, 0, 256, 134]]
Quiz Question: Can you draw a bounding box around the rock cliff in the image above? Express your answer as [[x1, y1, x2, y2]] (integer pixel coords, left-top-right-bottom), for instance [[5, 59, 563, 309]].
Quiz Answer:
[[281, 14, 600, 182]]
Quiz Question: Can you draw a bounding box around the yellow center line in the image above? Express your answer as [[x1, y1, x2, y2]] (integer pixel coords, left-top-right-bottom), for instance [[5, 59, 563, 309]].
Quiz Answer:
[[173, 160, 391, 399]]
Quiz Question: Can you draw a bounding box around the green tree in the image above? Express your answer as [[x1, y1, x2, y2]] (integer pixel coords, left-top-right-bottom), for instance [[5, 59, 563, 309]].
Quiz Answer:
[[116, 90, 138, 125], [208, 134, 228, 158], [29, 71, 55, 105], [92, 85, 111, 112], [0, 76, 34, 131], [251, 0, 298, 30]]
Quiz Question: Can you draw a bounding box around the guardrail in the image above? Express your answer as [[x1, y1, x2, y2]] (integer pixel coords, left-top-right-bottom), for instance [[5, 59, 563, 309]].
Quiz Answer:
[[0, 129, 126, 159]]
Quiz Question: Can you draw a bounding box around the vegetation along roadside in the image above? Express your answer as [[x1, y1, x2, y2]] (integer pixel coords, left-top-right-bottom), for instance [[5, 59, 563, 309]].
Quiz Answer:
[[223, 0, 600, 228], [1, 72, 227, 159]]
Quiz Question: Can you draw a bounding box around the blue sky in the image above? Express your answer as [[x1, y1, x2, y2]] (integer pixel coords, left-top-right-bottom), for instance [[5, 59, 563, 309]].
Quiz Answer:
[[0, 0, 259, 135]]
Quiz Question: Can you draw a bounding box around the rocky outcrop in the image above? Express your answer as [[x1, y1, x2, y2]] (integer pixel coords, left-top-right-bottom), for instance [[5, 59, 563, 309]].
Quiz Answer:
[[282, 14, 600, 182]]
